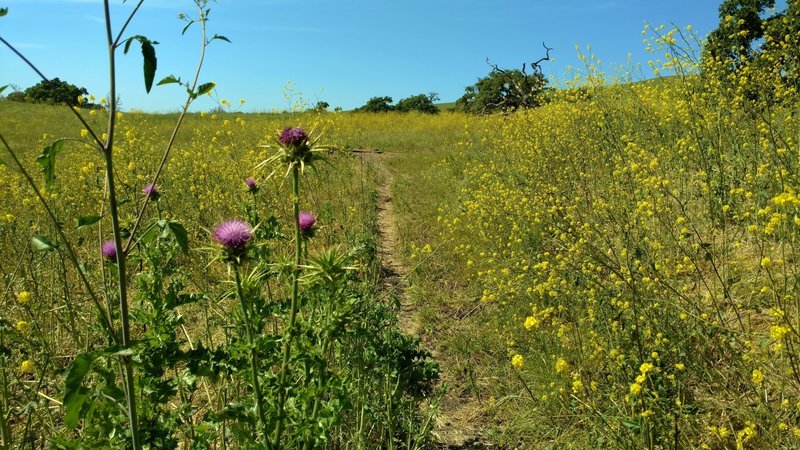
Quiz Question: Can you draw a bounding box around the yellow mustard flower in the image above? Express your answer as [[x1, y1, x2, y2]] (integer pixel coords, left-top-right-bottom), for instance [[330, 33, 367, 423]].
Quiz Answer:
[[19, 360, 35, 374], [17, 291, 31, 304], [752, 369, 764, 387], [15, 320, 30, 333]]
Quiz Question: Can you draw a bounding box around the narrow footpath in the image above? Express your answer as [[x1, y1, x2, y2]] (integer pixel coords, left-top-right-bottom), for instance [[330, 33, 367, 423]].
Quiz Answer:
[[361, 151, 491, 449]]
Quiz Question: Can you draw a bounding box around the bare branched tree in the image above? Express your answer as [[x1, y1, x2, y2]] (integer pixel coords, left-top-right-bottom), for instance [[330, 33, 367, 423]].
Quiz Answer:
[[484, 42, 552, 113]]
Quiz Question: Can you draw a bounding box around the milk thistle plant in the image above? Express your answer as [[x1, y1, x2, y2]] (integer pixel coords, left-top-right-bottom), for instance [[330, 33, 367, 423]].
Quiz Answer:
[[211, 219, 271, 447], [257, 126, 327, 447]]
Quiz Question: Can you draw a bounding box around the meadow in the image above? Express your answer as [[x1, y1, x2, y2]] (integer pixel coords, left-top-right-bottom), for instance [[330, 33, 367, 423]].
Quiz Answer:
[[3, 4, 800, 450]]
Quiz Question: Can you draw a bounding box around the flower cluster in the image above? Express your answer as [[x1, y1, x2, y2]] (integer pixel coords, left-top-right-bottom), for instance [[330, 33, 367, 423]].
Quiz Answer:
[[143, 182, 159, 201], [279, 127, 309, 148], [245, 177, 257, 193], [101, 240, 117, 260], [299, 211, 316, 237], [213, 219, 253, 257]]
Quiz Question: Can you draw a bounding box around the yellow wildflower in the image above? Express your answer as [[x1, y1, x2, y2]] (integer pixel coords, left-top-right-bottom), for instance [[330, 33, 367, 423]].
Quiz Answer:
[[19, 360, 35, 374], [17, 291, 31, 304], [15, 321, 30, 333], [752, 369, 764, 386]]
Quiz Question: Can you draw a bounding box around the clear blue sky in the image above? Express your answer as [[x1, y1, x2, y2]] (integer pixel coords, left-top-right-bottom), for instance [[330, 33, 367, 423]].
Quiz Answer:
[[0, 0, 736, 112]]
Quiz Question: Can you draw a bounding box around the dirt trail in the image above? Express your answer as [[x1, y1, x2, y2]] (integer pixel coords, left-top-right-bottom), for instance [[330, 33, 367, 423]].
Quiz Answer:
[[362, 150, 419, 337], [360, 151, 491, 449]]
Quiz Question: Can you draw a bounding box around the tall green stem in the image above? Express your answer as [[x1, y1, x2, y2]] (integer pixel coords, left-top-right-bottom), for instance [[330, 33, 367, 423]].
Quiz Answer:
[[273, 164, 302, 448], [103, 1, 140, 449], [0, 335, 10, 450], [233, 265, 269, 448]]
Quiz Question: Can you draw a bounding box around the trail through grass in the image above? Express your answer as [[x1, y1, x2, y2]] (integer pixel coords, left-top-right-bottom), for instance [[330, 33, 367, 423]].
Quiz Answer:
[[361, 141, 497, 449]]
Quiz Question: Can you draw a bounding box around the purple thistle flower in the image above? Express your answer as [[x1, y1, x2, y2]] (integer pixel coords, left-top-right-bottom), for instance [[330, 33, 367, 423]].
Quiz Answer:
[[279, 127, 308, 148], [143, 183, 159, 200], [298, 211, 316, 234], [245, 177, 257, 192], [101, 240, 117, 260], [213, 220, 253, 251]]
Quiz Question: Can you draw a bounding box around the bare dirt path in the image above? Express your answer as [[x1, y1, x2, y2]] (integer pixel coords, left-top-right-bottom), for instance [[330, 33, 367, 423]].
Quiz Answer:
[[360, 150, 419, 337], [360, 151, 492, 449]]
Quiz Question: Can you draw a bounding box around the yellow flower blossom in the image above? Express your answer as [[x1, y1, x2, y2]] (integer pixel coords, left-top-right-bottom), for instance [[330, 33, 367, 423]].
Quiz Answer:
[[19, 360, 35, 374], [15, 320, 30, 333], [752, 369, 764, 387], [17, 291, 31, 304]]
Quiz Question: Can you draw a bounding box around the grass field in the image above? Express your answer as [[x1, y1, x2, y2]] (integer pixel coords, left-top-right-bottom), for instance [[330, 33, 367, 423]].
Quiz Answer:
[[2, 17, 800, 450]]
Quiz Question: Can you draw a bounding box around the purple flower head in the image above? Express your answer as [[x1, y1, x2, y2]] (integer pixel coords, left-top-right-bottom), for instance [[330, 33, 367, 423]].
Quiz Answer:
[[101, 240, 117, 260], [213, 220, 253, 252], [298, 211, 316, 235], [143, 183, 159, 201], [279, 127, 308, 148], [245, 177, 257, 192]]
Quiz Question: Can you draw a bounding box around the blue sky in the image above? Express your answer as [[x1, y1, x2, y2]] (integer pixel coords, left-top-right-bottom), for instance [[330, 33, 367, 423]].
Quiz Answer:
[[1, 1, 734, 112]]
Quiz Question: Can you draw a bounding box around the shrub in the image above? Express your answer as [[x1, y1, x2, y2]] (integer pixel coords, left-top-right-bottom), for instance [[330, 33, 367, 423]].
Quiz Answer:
[[23, 78, 89, 106], [395, 93, 439, 114], [355, 96, 395, 112]]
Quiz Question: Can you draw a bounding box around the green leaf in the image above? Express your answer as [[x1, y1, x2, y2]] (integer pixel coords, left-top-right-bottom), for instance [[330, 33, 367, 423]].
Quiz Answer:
[[181, 20, 194, 35], [0, 85, 8, 95], [139, 222, 161, 244], [196, 82, 215, 97], [63, 353, 96, 428], [123, 37, 135, 54], [76, 215, 102, 229], [35, 139, 66, 189], [139, 38, 157, 93], [167, 221, 189, 253], [157, 75, 181, 86], [0, 8, 8, 17], [124, 36, 158, 93], [32, 235, 56, 252], [110, 348, 134, 357], [210, 34, 231, 43]]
